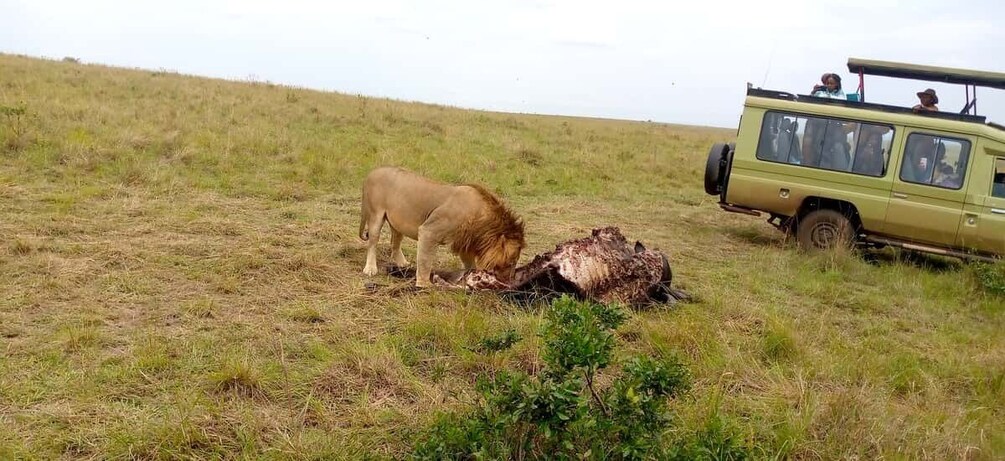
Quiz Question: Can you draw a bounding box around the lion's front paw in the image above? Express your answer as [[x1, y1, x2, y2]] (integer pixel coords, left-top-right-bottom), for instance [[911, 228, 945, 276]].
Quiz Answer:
[[363, 264, 379, 276]]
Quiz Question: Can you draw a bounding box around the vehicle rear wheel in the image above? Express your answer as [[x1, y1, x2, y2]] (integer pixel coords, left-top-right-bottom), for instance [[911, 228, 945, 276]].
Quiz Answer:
[[796, 210, 855, 250], [704, 142, 730, 196]]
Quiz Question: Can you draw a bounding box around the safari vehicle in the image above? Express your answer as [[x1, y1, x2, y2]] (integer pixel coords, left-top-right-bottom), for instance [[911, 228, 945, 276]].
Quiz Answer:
[[704, 58, 1005, 261]]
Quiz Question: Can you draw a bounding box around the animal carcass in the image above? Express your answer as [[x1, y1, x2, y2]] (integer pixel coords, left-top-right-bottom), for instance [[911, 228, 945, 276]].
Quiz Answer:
[[428, 227, 691, 306]]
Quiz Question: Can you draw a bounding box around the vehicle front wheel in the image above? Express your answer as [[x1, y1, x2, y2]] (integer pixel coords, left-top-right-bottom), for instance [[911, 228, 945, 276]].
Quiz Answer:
[[796, 210, 856, 250]]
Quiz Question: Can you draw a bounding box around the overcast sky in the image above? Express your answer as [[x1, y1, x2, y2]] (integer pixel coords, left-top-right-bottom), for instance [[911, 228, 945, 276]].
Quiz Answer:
[[2, 0, 1004, 128]]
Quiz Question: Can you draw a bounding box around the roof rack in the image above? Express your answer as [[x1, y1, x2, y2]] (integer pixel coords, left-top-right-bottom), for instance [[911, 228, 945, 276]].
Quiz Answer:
[[847, 58, 1005, 89], [746, 87, 988, 124], [847, 58, 1005, 116], [797, 93, 987, 123]]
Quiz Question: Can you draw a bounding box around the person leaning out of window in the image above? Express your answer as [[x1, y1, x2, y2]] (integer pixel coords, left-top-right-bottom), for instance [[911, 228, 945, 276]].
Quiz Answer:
[[811, 73, 846, 99], [913, 88, 939, 112]]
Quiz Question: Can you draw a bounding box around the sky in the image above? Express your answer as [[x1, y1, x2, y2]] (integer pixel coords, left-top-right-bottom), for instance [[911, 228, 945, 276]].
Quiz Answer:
[[1, 0, 1004, 128]]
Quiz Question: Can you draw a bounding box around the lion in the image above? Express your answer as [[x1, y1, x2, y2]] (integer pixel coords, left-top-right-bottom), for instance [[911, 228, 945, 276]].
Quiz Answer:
[[358, 166, 526, 287]]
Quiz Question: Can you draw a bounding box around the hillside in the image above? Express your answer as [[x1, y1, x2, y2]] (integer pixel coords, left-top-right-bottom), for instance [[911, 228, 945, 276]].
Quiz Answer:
[[1, 53, 1003, 459]]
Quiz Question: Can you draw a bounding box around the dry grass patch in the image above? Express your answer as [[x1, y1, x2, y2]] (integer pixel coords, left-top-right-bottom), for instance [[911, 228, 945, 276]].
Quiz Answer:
[[311, 341, 440, 434]]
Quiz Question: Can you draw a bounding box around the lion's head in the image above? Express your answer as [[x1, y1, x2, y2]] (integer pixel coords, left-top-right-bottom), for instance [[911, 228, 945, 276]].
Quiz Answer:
[[452, 185, 526, 283]]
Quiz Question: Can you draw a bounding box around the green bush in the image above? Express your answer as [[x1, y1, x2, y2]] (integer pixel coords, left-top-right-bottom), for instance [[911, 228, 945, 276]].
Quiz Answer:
[[972, 261, 1005, 297], [0, 102, 29, 152], [411, 295, 749, 460], [471, 328, 522, 353], [541, 296, 627, 375], [673, 414, 750, 461]]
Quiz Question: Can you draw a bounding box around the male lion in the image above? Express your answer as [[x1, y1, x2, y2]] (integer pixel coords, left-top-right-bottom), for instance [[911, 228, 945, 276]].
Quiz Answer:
[[358, 166, 525, 287]]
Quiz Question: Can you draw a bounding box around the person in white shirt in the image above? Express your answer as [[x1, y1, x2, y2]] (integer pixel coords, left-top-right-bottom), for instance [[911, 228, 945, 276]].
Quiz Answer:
[[811, 73, 846, 99]]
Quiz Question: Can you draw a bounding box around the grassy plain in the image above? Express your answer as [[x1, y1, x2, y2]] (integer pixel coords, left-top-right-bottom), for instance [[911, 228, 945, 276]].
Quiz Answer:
[[1, 53, 1003, 459]]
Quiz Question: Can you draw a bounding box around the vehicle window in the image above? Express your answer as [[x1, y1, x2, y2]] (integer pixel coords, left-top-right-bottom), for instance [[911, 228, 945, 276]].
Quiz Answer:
[[993, 158, 1005, 198], [756, 111, 892, 177], [899, 133, 971, 190]]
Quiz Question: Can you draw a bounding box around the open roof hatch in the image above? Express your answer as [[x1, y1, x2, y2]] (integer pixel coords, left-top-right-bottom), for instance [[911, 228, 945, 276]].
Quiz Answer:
[[848, 57, 1005, 116]]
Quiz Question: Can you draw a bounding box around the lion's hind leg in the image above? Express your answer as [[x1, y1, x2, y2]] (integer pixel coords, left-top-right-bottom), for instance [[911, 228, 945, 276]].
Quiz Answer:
[[390, 227, 409, 267], [362, 210, 386, 276]]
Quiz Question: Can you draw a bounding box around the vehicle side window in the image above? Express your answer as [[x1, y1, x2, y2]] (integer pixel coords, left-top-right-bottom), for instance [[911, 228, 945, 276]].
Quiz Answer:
[[756, 111, 892, 177], [993, 158, 1005, 198], [899, 133, 970, 190]]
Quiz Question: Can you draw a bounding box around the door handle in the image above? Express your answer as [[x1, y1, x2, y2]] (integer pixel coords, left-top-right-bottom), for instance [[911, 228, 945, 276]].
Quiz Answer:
[[892, 192, 908, 199], [992, 208, 1005, 215]]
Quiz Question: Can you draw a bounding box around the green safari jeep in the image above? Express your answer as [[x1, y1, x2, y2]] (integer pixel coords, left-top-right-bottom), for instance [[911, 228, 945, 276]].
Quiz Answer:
[[705, 58, 1005, 261]]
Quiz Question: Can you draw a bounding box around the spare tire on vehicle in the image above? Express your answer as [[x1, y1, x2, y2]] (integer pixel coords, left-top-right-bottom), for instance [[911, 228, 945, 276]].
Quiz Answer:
[[704, 142, 730, 196]]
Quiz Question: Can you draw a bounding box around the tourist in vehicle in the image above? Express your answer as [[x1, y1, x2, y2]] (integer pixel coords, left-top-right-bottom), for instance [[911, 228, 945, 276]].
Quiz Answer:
[[774, 118, 802, 163], [818, 126, 850, 170], [993, 173, 1005, 198], [902, 137, 936, 183], [758, 113, 783, 160], [912, 88, 939, 112], [801, 120, 824, 166], [851, 130, 885, 176], [802, 117, 853, 169], [934, 164, 963, 188], [811, 73, 846, 99]]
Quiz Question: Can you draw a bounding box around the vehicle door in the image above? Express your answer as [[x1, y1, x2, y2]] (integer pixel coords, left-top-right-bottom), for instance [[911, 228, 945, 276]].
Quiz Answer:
[[958, 157, 1005, 255], [883, 131, 972, 246]]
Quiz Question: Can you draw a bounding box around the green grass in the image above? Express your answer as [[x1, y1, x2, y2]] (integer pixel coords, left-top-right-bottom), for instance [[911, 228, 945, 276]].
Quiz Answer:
[[1, 53, 1004, 459]]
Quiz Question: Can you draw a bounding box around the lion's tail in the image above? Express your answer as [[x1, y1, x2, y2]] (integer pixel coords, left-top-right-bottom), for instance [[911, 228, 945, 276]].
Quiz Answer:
[[359, 199, 369, 242]]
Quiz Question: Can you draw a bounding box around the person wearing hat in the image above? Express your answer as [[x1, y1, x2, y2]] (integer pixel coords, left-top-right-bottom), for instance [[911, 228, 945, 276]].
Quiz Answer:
[[913, 89, 939, 112]]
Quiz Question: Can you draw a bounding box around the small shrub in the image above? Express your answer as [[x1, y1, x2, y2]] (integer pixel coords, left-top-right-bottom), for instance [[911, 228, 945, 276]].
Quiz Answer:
[[1, 102, 29, 152], [0, 104, 27, 118], [515, 148, 543, 167], [597, 355, 692, 458], [971, 261, 1005, 297], [541, 295, 626, 374], [411, 411, 513, 459], [471, 328, 522, 353], [411, 295, 747, 460], [673, 414, 751, 461]]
